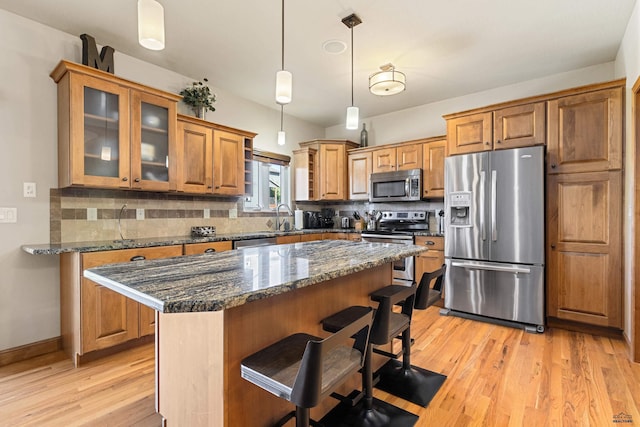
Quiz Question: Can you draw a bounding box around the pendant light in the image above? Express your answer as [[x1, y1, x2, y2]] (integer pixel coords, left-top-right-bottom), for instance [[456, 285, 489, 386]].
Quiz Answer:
[[275, 0, 292, 104], [278, 105, 286, 146], [342, 14, 362, 130], [137, 0, 165, 51]]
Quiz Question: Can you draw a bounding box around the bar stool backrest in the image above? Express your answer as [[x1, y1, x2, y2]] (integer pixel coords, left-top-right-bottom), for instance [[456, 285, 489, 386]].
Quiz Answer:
[[415, 264, 446, 310], [370, 284, 417, 345]]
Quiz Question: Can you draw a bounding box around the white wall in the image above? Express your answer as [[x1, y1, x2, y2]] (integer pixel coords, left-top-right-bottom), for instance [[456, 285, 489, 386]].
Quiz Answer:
[[0, 9, 322, 351], [614, 0, 640, 339], [325, 63, 616, 145]]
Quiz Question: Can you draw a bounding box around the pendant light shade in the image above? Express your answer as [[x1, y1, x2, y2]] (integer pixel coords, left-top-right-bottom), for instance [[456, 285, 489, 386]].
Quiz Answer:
[[277, 130, 286, 146], [342, 14, 362, 130], [278, 105, 286, 145], [138, 0, 165, 51], [369, 64, 406, 96], [275, 70, 292, 104]]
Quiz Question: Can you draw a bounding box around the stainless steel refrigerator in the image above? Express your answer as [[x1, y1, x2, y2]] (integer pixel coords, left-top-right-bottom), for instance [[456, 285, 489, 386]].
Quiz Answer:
[[444, 145, 545, 332]]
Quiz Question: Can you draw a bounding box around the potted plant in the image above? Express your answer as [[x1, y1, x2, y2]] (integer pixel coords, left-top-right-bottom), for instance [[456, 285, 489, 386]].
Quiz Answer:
[[180, 78, 216, 118]]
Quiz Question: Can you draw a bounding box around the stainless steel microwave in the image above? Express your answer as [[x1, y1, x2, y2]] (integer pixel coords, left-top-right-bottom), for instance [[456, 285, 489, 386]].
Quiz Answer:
[[369, 169, 422, 202]]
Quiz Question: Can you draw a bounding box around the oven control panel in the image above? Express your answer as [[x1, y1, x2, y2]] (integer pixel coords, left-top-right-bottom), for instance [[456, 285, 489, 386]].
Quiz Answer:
[[380, 211, 426, 220]]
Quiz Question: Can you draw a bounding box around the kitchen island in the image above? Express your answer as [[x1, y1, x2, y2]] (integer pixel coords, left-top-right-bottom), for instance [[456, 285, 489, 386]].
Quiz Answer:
[[84, 239, 427, 426]]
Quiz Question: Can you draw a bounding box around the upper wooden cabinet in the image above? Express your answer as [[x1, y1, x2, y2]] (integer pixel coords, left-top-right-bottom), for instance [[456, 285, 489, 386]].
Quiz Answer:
[[493, 102, 546, 150], [293, 139, 358, 201], [446, 111, 493, 155], [446, 102, 545, 156], [51, 60, 180, 190], [422, 138, 446, 198], [372, 143, 422, 173], [547, 86, 623, 174], [176, 115, 255, 196], [348, 151, 372, 200]]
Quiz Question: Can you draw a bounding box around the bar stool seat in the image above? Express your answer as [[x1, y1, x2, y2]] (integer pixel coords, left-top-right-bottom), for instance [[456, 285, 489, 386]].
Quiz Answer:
[[241, 308, 373, 427]]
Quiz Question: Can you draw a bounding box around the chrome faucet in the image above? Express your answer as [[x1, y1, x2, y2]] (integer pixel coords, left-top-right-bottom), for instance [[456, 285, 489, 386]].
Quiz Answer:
[[275, 203, 293, 231]]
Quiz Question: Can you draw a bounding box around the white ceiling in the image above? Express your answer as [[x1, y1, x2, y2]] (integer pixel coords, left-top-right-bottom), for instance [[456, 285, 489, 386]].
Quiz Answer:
[[0, 0, 636, 127]]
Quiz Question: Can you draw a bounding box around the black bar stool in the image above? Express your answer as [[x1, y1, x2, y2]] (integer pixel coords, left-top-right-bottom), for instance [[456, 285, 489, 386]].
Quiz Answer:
[[240, 307, 373, 427], [374, 265, 447, 407], [319, 285, 420, 427]]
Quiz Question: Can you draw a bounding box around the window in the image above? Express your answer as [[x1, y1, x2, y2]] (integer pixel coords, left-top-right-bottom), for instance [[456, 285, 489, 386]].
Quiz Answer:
[[243, 151, 291, 212]]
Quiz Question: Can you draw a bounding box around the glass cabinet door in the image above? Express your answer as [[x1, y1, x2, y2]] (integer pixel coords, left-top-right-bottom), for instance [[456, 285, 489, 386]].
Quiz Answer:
[[130, 91, 177, 191], [71, 74, 130, 188]]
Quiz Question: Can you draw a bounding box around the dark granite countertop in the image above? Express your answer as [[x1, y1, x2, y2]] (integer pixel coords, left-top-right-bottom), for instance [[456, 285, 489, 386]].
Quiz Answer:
[[83, 240, 428, 313]]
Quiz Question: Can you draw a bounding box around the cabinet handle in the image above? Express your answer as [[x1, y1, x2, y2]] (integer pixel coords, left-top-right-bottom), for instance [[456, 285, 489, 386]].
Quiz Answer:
[[207, 185, 212, 189], [122, 177, 128, 182], [485, 141, 490, 145], [551, 164, 557, 169], [550, 244, 556, 249], [424, 241, 435, 246], [130, 255, 146, 261], [204, 248, 216, 253], [497, 140, 501, 144], [215, 186, 220, 189], [134, 178, 141, 183]]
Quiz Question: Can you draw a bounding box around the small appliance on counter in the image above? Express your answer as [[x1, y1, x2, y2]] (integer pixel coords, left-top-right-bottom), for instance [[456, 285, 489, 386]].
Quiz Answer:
[[191, 226, 216, 237]]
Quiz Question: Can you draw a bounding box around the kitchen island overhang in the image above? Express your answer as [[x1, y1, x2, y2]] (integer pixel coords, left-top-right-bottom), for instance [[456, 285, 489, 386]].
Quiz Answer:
[[83, 240, 428, 427]]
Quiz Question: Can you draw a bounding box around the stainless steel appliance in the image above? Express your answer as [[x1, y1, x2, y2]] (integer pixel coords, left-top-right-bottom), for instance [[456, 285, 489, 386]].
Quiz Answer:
[[443, 146, 545, 333], [369, 169, 422, 202], [361, 210, 429, 285]]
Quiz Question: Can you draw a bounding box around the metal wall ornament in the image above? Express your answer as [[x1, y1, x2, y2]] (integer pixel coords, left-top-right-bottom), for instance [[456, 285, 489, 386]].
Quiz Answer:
[[80, 34, 115, 74]]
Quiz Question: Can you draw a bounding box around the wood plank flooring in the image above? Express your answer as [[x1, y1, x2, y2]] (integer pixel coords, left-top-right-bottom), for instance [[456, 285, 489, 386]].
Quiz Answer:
[[1, 306, 639, 426]]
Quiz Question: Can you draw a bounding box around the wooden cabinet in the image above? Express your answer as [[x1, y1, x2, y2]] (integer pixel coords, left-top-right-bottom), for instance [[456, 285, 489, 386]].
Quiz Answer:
[[446, 111, 493, 155], [276, 235, 301, 244], [372, 144, 422, 173], [184, 241, 233, 254], [547, 87, 623, 174], [300, 233, 324, 242], [493, 102, 546, 150], [293, 140, 358, 201], [51, 60, 180, 190], [422, 139, 446, 198], [414, 236, 445, 283], [348, 151, 372, 200], [61, 245, 183, 365], [176, 115, 255, 196], [546, 171, 622, 328], [446, 102, 545, 156]]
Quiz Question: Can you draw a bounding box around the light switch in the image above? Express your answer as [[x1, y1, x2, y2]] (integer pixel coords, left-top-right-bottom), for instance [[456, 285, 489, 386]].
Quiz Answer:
[[229, 207, 237, 219], [0, 207, 17, 223], [87, 208, 97, 221], [23, 182, 36, 198], [204, 208, 210, 219]]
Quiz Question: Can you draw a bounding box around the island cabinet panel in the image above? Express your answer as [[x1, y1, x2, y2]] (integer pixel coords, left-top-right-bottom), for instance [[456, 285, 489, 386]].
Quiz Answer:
[[348, 151, 372, 200], [446, 111, 493, 155], [61, 245, 183, 365], [422, 139, 446, 198], [156, 264, 393, 427], [547, 86, 623, 174], [176, 119, 213, 193], [493, 102, 546, 150], [546, 171, 622, 328]]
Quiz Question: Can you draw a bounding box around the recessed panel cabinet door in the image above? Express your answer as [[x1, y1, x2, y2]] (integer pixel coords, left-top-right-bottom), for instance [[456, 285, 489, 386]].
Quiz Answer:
[[319, 143, 346, 200], [546, 171, 622, 328], [446, 111, 493, 155], [493, 102, 546, 150], [348, 152, 372, 200], [213, 130, 244, 195], [372, 147, 397, 173], [547, 87, 622, 174], [422, 139, 446, 198], [176, 120, 213, 193]]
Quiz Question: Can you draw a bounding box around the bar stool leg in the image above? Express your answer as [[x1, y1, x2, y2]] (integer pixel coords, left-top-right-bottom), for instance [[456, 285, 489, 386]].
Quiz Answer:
[[296, 407, 309, 427]]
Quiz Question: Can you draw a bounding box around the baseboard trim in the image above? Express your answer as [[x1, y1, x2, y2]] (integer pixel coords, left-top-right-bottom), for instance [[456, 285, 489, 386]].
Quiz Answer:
[[546, 317, 624, 339], [0, 336, 62, 367]]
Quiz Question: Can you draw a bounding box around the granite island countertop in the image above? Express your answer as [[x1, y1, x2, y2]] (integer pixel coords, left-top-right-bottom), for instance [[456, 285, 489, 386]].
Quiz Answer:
[[83, 240, 428, 313]]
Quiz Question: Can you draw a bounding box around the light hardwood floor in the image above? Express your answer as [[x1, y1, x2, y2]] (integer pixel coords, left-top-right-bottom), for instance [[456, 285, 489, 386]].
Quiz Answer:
[[1, 306, 639, 426]]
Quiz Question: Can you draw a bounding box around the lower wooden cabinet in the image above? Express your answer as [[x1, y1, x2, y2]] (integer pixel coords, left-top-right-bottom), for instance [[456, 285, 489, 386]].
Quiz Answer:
[[276, 235, 301, 244], [61, 245, 183, 366], [546, 171, 622, 328], [414, 236, 445, 283], [184, 241, 233, 254]]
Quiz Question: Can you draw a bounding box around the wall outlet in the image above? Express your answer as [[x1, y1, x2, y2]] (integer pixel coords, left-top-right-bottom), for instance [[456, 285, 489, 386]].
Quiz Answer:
[[87, 207, 97, 221], [0, 207, 17, 223], [229, 207, 237, 219], [204, 208, 210, 219], [23, 182, 36, 198], [136, 208, 145, 220]]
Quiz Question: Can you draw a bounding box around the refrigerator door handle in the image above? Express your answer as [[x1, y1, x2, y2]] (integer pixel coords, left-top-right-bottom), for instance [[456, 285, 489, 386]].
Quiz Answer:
[[451, 261, 531, 274], [491, 170, 497, 241], [480, 170, 486, 241]]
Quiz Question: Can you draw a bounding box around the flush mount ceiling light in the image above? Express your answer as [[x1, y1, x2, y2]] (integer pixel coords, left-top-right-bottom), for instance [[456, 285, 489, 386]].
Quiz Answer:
[[322, 39, 347, 55], [342, 13, 362, 130], [137, 0, 165, 51], [369, 63, 406, 96], [275, 0, 292, 105]]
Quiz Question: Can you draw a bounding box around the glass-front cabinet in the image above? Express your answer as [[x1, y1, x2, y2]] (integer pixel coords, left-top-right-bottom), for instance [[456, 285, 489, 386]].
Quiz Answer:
[[51, 60, 180, 190]]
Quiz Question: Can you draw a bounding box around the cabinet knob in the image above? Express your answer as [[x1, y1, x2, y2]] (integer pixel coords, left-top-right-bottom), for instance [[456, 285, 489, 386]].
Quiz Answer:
[[550, 244, 556, 249], [485, 141, 490, 145], [207, 185, 212, 189], [134, 178, 141, 183], [551, 164, 557, 169], [215, 186, 220, 189], [497, 140, 501, 144], [122, 177, 128, 182]]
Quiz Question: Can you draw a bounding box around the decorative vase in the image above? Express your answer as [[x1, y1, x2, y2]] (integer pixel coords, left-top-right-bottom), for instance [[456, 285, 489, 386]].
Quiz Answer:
[[360, 123, 368, 147], [192, 106, 206, 119]]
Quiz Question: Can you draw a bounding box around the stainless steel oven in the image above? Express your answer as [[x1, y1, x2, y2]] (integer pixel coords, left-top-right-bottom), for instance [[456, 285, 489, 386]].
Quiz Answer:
[[361, 233, 415, 285]]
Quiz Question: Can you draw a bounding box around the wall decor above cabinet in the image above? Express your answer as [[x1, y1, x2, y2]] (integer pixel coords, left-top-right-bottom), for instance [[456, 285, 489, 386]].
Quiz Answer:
[[50, 60, 255, 196]]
